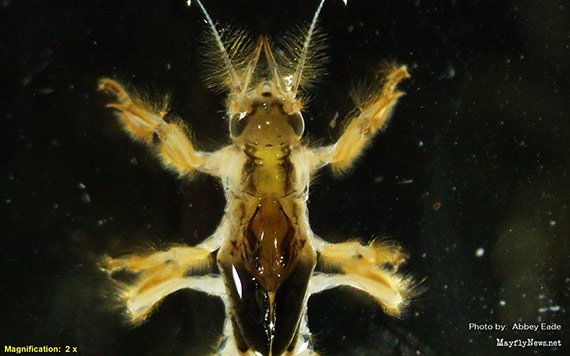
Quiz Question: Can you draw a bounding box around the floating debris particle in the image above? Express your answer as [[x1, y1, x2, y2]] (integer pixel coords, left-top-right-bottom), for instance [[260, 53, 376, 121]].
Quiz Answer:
[[475, 248, 485, 257]]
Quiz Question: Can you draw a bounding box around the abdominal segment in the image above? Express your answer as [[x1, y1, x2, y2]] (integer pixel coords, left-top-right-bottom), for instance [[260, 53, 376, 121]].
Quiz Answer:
[[218, 199, 316, 355]]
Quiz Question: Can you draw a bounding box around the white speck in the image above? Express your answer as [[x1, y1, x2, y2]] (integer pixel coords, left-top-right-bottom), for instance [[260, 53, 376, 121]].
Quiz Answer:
[[295, 340, 309, 354], [373, 176, 384, 183], [186, 0, 191, 6], [397, 178, 414, 184], [38, 87, 53, 94], [549, 220, 556, 226], [329, 112, 339, 128], [499, 300, 506, 306], [475, 247, 485, 257], [78, 183, 86, 189], [418, 140, 424, 147], [232, 265, 243, 299], [538, 305, 562, 313], [81, 193, 91, 203]]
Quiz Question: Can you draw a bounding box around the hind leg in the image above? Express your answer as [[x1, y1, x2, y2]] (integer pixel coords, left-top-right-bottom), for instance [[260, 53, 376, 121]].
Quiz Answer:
[[100, 218, 234, 323], [310, 236, 412, 316], [100, 245, 222, 323]]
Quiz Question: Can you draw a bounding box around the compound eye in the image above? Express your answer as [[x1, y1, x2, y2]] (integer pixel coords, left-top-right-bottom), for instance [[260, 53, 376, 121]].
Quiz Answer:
[[229, 113, 248, 138], [288, 112, 305, 137]]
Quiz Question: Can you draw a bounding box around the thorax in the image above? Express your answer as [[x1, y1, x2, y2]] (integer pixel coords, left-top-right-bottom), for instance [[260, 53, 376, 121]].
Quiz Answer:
[[221, 144, 311, 202]]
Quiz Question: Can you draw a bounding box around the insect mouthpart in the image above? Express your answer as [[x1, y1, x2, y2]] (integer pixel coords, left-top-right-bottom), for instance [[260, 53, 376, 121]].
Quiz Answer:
[[259, 81, 274, 98]]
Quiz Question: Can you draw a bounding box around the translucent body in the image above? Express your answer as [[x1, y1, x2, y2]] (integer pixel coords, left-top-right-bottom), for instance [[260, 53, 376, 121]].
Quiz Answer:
[[98, 1, 414, 355], [218, 80, 317, 354]]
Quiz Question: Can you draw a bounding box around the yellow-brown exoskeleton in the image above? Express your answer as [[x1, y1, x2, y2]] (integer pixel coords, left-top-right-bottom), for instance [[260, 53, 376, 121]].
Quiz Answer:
[[98, 0, 414, 355]]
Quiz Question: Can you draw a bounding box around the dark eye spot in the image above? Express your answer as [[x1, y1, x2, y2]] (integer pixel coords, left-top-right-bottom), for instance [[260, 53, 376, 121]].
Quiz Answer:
[[229, 114, 248, 138], [288, 112, 305, 137]]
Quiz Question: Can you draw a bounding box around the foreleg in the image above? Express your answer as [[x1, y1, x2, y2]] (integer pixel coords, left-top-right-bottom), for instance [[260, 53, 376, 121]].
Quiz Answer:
[[310, 65, 410, 172], [98, 78, 221, 176]]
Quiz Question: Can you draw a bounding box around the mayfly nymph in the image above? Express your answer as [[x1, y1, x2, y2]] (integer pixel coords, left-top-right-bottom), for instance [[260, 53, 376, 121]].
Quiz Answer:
[[98, 0, 415, 355]]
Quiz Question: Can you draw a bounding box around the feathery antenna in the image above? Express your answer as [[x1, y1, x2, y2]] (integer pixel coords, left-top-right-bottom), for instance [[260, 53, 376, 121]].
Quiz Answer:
[[292, 0, 326, 94], [190, 0, 240, 91]]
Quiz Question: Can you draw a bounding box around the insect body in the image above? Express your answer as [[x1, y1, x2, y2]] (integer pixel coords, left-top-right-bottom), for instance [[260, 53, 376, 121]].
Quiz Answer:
[[98, 1, 413, 355]]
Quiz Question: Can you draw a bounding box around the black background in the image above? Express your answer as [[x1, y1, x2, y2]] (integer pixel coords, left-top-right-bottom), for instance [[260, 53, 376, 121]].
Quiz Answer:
[[2, 0, 568, 355]]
